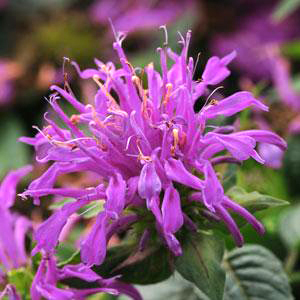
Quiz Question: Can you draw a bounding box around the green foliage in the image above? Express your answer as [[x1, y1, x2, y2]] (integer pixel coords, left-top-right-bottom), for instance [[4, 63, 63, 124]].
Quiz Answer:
[[227, 186, 289, 213], [237, 160, 288, 200], [223, 245, 293, 300], [119, 272, 200, 300], [279, 204, 300, 249], [175, 231, 225, 300]]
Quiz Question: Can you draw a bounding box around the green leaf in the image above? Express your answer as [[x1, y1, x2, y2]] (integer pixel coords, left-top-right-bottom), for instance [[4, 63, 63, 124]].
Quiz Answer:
[[7, 268, 33, 300], [93, 244, 174, 285], [223, 245, 293, 300], [272, 0, 300, 21], [175, 231, 225, 300], [279, 204, 300, 249], [119, 272, 201, 300], [226, 186, 289, 213]]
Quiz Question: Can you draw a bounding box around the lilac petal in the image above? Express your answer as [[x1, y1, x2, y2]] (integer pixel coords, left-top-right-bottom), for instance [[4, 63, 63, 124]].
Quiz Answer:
[[105, 173, 126, 218], [0, 165, 32, 209], [202, 91, 268, 119], [203, 133, 265, 163], [106, 214, 139, 242], [235, 130, 287, 150], [215, 205, 244, 247], [162, 184, 183, 233], [32, 197, 91, 255], [109, 281, 143, 300], [221, 50, 237, 65], [148, 195, 162, 224], [202, 161, 224, 211], [31, 256, 47, 300], [202, 52, 236, 85], [36, 283, 74, 300], [164, 232, 182, 256], [50, 85, 86, 113], [0, 208, 19, 269], [14, 216, 31, 265], [164, 158, 204, 190], [138, 162, 161, 201], [223, 196, 265, 235], [60, 264, 102, 282], [258, 143, 284, 169], [81, 212, 108, 266]]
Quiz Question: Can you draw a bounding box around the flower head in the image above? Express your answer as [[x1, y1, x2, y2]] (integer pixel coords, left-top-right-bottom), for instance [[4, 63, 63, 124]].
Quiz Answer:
[[21, 30, 286, 266]]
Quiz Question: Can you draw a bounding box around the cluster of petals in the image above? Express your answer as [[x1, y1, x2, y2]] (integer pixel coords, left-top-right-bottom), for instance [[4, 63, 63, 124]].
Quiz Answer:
[[20, 30, 287, 267]]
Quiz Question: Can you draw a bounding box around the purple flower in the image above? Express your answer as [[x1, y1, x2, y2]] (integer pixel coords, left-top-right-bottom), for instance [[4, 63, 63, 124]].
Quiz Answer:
[[211, 3, 300, 111], [0, 166, 32, 270], [21, 30, 286, 265], [89, 0, 196, 34], [31, 252, 142, 300]]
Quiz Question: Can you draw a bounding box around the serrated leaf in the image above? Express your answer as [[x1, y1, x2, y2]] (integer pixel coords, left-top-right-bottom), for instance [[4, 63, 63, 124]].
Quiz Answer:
[[119, 272, 201, 300], [227, 186, 289, 212], [279, 204, 300, 249], [223, 245, 293, 300], [175, 231, 225, 300]]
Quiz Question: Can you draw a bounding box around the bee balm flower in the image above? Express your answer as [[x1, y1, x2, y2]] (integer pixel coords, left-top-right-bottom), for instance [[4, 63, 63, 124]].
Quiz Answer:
[[20, 30, 286, 266]]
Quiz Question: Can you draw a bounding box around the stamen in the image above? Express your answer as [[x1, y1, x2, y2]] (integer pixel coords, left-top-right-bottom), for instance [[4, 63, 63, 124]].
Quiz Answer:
[[136, 140, 152, 162], [171, 128, 179, 156], [163, 83, 173, 106], [159, 25, 168, 47], [132, 75, 149, 118]]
